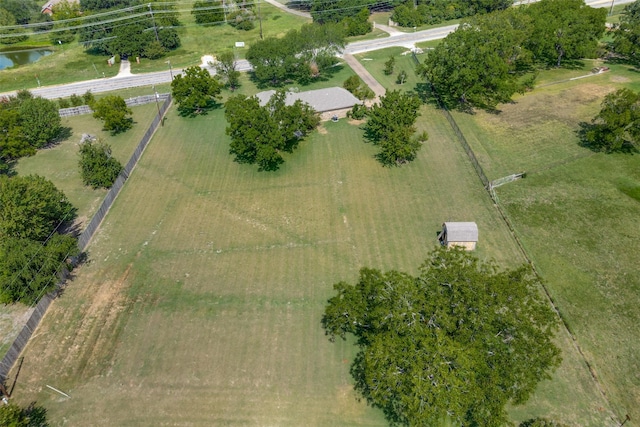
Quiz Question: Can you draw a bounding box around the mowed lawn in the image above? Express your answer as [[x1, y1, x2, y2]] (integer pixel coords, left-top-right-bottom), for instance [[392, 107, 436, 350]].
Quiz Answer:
[[0, 104, 159, 363], [452, 63, 640, 424], [7, 100, 559, 426], [14, 103, 161, 224]]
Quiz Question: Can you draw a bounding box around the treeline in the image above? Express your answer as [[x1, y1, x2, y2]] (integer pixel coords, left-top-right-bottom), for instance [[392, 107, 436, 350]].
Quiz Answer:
[[77, 0, 180, 59], [0, 91, 62, 173], [192, 0, 260, 31], [421, 0, 607, 110], [0, 91, 76, 305], [246, 23, 346, 85], [392, 0, 511, 27], [0, 0, 51, 45], [0, 0, 180, 59]]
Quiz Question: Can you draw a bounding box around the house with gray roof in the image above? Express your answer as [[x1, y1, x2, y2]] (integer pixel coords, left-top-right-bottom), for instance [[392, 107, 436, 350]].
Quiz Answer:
[[438, 222, 478, 251], [255, 87, 361, 120]]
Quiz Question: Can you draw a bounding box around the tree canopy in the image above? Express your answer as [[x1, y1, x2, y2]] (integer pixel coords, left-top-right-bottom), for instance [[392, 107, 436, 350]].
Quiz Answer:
[[214, 50, 241, 90], [171, 66, 222, 116], [18, 96, 63, 148], [364, 90, 424, 166], [192, 0, 225, 26], [91, 95, 133, 135], [421, 8, 532, 110], [225, 91, 319, 171], [246, 23, 345, 86], [78, 2, 180, 57], [579, 88, 640, 153], [0, 401, 49, 427], [79, 138, 123, 188], [613, 0, 640, 66], [524, 0, 606, 67], [0, 233, 79, 304], [0, 175, 77, 304], [311, 0, 376, 25], [0, 174, 75, 242], [392, 0, 512, 28], [0, 91, 62, 157], [322, 247, 562, 426]]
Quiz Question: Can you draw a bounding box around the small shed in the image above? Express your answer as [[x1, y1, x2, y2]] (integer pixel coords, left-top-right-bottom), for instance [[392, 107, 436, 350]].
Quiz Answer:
[[438, 222, 478, 251]]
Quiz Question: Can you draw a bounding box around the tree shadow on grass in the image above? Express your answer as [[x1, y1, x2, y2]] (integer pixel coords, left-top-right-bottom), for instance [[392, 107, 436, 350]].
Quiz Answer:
[[576, 121, 639, 154]]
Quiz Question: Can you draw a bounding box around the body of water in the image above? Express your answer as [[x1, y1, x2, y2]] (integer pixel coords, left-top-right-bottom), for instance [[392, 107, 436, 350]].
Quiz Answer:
[[0, 48, 52, 70]]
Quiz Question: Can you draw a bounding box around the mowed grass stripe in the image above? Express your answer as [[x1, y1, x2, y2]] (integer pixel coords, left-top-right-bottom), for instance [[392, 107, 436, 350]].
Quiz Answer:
[[10, 97, 606, 426]]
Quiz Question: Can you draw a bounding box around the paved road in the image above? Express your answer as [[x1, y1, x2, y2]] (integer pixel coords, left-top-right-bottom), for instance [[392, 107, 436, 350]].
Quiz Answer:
[[0, 0, 632, 100]]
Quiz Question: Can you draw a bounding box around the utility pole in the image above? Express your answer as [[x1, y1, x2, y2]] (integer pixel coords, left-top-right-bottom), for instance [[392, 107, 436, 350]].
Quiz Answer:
[[166, 60, 173, 80], [258, 0, 263, 40], [148, 3, 159, 43], [609, 0, 615, 16], [153, 85, 163, 126]]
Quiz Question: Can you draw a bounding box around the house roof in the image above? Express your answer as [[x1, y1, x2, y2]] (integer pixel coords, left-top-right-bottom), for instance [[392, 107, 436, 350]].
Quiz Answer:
[[443, 222, 478, 242], [255, 87, 360, 113], [41, 0, 78, 14]]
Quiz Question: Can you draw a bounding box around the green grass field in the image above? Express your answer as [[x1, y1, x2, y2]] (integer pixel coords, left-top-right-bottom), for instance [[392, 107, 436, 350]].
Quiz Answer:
[[14, 103, 161, 223], [355, 47, 423, 93], [7, 94, 608, 425], [451, 62, 640, 425], [0, 2, 310, 93]]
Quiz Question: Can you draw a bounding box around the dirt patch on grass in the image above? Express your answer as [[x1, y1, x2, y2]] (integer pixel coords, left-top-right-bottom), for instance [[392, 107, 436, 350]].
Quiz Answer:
[[14, 262, 135, 393], [317, 125, 328, 134], [610, 75, 631, 83], [348, 119, 365, 126], [481, 83, 616, 132]]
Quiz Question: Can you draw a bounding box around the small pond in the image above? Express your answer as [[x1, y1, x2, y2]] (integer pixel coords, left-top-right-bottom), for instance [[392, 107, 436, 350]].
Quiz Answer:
[[0, 48, 53, 70]]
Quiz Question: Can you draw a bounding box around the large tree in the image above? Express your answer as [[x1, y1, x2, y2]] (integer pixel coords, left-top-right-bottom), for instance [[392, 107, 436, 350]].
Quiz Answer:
[[0, 108, 33, 162], [524, 0, 606, 67], [80, 0, 140, 11], [225, 91, 319, 171], [50, 0, 81, 44], [0, 7, 27, 45], [322, 247, 562, 426], [0, 175, 75, 242], [18, 95, 62, 148], [364, 90, 424, 166], [192, 0, 225, 25], [0, 92, 62, 165], [613, 0, 640, 66], [78, 1, 180, 57], [246, 23, 345, 86], [0, 401, 49, 427], [91, 95, 133, 134], [0, 233, 79, 304], [79, 138, 123, 188], [171, 66, 222, 116], [214, 50, 240, 90], [0, 0, 39, 24], [311, 0, 376, 24], [421, 8, 532, 110], [392, 0, 512, 27], [579, 88, 640, 153]]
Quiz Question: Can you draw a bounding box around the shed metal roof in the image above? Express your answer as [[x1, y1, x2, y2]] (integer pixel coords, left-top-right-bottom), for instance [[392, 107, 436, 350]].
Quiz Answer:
[[443, 222, 478, 242], [255, 87, 360, 113]]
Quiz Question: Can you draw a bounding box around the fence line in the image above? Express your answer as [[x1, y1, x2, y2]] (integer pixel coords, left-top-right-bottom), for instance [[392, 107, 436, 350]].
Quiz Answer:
[[419, 63, 616, 418], [58, 93, 170, 117], [78, 94, 172, 250], [0, 95, 172, 385]]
